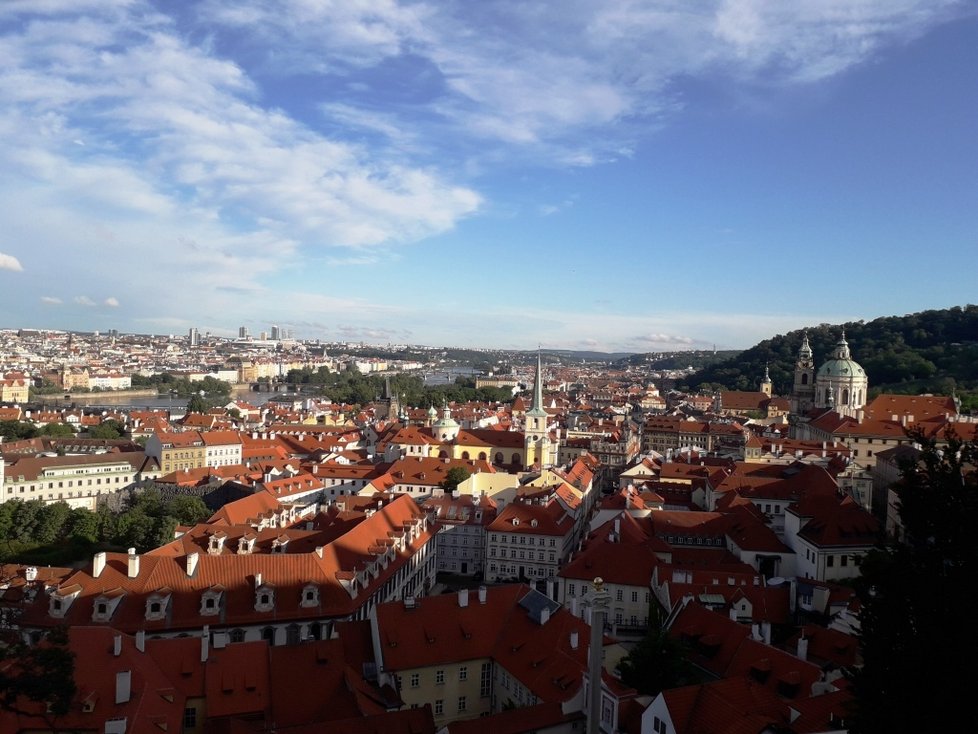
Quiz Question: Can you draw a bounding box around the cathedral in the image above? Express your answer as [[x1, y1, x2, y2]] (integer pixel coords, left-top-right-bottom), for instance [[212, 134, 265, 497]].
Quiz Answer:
[[791, 331, 868, 416]]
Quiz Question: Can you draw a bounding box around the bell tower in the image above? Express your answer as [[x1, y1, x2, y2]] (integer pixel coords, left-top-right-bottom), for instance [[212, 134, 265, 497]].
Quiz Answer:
[[791, 333, 816, 414], [524, 352, 553, 468]]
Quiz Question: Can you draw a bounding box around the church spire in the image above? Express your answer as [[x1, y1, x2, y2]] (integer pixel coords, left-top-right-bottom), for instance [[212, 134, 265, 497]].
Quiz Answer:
[[527, 350, 547, 418]]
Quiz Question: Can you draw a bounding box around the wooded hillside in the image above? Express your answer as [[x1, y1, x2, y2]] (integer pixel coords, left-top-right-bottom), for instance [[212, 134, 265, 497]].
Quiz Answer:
[[682, 305, 978, 411]]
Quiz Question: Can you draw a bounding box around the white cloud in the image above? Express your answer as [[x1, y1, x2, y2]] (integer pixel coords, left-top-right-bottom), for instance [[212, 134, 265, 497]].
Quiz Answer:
[[629, 333, 697, 347], [104, 296, 120, 307], [40, 295, 62, 304], [74, 296, 96, 306], [196, 0, 970, 163], [0, 252, 23, 271]]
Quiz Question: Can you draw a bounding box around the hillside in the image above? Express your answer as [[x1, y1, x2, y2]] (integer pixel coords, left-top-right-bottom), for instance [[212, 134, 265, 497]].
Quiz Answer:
[[681, 305, 978, 411]]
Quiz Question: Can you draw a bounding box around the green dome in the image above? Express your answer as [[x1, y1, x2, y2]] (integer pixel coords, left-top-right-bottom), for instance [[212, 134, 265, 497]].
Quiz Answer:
[[817, 332, 865, 378], [817, 359, 865, 378]]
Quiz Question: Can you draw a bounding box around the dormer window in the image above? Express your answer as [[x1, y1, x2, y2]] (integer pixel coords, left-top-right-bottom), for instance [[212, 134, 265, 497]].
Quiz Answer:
[[48, 585, 81, 618], [200, 589, 223, 616], [255, 585, 275, 612], [92, 593, 122, 622], [300, 584, 319, 608], [238, 536, 256, 555], [272, 536, 289, 553], [208, 534, 226, 555], [145, 593, 169, 621]]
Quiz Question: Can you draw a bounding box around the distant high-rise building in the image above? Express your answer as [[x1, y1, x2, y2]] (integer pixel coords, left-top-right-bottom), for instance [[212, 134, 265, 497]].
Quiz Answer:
[[238, 326, 249, 339], [270, 325, 281, 341], [188, 327, 200, 347], [260, 331, 268, 341]]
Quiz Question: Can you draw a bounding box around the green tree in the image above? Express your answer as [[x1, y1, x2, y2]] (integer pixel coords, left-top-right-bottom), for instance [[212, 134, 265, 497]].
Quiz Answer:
[[38, 423, 74, 437], [848, 431, 978, 732], [0, 626, 76, 718], [33, 503, 71, 545], [11, 501, 46, 544], [114, 509, 156, 550], [88, 420, 126, 439], [66, 508, 100, 545], [164, 495, 210, 525], [440, 466, 471, 492], [0, 420, 37, 440], [186, 393, 209, 414], [616, 626, 698, 696]]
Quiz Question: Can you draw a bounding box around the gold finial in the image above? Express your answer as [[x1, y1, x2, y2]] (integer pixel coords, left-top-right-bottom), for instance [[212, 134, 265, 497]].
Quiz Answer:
[[593, 577, 604, 592]]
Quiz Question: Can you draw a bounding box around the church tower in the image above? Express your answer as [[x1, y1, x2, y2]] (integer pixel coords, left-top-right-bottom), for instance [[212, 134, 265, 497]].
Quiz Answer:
[[760, 364, 772, 398], [814, 330, 868, 416], [524, 352, 553, 468], [791, 333, 816, 414]]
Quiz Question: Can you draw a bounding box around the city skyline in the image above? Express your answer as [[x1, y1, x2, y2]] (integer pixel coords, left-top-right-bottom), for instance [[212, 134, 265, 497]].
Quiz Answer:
[[1, 2, 976, 351]]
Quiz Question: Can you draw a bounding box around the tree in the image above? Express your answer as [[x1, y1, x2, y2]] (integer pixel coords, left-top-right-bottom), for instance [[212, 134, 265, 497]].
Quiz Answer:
[[33, 503, 71, 545], [848, 431, 978, 732], [186, 393, 208, 414], [38, 423, 74, 437], [165, 495, 210, 525], [616, 626, 698, 696], [0, 626, 76, 718], [88, 419, 125, 439], [66, 508, 100, 545], [440, 466, 471, 492], [0, 421, 37, 441]]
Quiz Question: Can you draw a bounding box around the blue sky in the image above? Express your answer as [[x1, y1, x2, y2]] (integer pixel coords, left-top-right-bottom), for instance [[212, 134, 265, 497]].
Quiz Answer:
[[1, 1, 976, 352]]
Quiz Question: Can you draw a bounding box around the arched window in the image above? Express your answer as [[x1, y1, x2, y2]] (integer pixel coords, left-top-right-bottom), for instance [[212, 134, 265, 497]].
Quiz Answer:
[[801, 373, 808, 385], [461, 451, 470, 460], [262, 626, 276, 645], [842, 388, 850, 404], [494, 452, 504, 464], [478, 452, 487, 460], [230, 628, 246, 643], [511, 453, 521, 465]]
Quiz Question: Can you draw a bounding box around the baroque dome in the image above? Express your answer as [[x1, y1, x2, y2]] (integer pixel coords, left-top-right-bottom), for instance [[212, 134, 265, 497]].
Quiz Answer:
[[816, 332, 866, 379]]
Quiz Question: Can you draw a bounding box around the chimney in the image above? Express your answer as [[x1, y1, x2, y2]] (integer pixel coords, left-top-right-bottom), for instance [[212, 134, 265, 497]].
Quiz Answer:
[[135, 630, 145, 653], [761, 621, 772, 645], [255, 572, 262, 588], [478, 585, 487, 604], [93, 551, 107, 578], [539, 607, 550, 625], [797, 635, 809, 662], [186, 551, 199, 577], [115, 671, 132, 704], [570, 630, 579, 649], [458, 589, 469, 608], [113, 634, 123, 656], [729, 607, 738, 621], [614, 517, 621, 535], [201, 626, 210, 663], [315, 546, 324, 558], [127, 548, 139, 578], [570, 597, 579, 618]]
